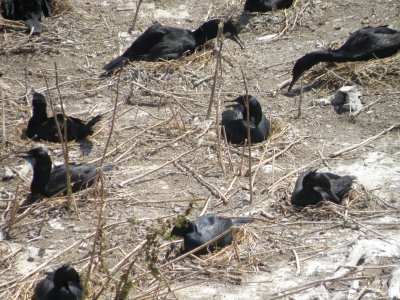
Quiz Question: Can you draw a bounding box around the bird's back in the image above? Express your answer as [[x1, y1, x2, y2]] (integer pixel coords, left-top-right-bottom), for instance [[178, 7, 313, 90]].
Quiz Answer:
[[44, 162, 97, 197], [323, 173, 354, 200], [338, 26, 400, 60], [123, 24, 195, 61], [185, 215, 233, 253], [223, 114, 269, 144], [34, 114, 96, 142], [245, 0, 294, 12], [32, 272, 54, 300]]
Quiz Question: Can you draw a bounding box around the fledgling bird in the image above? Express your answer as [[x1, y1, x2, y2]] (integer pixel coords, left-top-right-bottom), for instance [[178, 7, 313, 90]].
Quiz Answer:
[[101, 18, 244, 77], [0, 0, 52, 34], [18, 146, 100, 206], [291, 170, 355, 208], [244, 0, 294, 13], [221, 95, 270, 145], [25, 92, 101, 143], [288, 26, 400, 91], [32, 265, 82, 300], [171, 214, 254, 255]]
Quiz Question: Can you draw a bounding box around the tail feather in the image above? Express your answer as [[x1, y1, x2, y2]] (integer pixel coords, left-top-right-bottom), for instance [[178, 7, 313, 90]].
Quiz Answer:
[[84, 115, 101, 133], [231, 217, 254, 224], [100, 56, 127, 78], [25, 18, 42, 34], [101, 164, 116, 172]]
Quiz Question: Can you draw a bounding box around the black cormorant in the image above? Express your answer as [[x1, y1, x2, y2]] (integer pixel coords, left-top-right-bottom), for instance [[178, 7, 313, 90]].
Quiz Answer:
[[244, 0, 294, 13], [288, 26, 400, 91], [171, 214, 254, 255], [101, 19, 244, 77], [19, 146, 99, 206], [291, 170, 355, 208], [221, 95, 270, 145], [26, 92, 101, 143], [0, 0, 52, 34], [32, 265, 82, 300]]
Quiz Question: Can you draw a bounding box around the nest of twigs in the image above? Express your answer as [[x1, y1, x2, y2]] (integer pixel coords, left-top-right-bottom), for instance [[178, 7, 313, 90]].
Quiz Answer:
[[49, 0, 72, 16], [304, 53, 400, 92]]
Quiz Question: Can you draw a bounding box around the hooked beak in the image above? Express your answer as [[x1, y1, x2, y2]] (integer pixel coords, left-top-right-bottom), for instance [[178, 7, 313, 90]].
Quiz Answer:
[[327, 188, 341, 204], [16, 152, 34, 164], [226, 33, 245, 49]]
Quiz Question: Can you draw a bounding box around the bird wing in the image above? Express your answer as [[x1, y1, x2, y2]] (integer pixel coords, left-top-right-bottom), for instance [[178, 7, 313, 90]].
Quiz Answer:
[[221, 105, 243, 125], [146, 28, 196, 60], [340, 27, 400, 58], [68, 163, 97, 192], [1, 0, 16, 18], [45, 163, 97, 196], [122, 24, 168, 58]]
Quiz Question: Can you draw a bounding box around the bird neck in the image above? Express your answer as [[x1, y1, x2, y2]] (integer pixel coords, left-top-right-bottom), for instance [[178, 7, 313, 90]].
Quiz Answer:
[[243, 102, 263, 126], [31, 155, 52, 195], [300, 50, 342, 69], [32, 106, 48, 123], [193, 19, 221, 46]]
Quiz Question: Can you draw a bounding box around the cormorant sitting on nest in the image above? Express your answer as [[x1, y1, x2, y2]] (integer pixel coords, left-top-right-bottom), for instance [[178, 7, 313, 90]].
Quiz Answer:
[[0, 0, 52, 34], [288, 26, 400, 91], [221, 95, 270, 145], [32, 265, 82, 300], [101, 18, 244, 77], [171, 214, 254, 255], [291, 170, 355, 208], [25, 92, 101, 143], [18, 146, 102, 206]]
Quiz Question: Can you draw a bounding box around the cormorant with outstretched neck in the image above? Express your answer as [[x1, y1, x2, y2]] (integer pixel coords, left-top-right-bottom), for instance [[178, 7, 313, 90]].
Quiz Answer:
[[18, 146, 100, 206], [288, 26, 400, 91], [32, 265, 82, 300], [221, 95, 270, 145], [244, 0, 294, 12], [0, 0, 52, 34], [291, 170, 355, 207], [101, 18, 244, 77], [26, 92, 101, 143], [171, 214, 254, 255]]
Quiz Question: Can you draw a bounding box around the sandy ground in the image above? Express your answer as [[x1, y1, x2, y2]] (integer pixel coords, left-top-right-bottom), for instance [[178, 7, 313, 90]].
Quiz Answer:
[[0, 0, 399, 299]]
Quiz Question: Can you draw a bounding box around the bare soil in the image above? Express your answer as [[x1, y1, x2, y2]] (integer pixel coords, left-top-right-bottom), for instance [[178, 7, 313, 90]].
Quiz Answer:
[[0, 0, 399, 299]]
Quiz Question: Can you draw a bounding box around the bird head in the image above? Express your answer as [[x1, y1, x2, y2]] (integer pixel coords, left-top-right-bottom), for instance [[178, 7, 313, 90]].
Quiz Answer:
[[223, 19, 245, 49], [288, 52, 322, 92], [171, 218, 192, 237], [303, 170, 341, 203], [226, 95, 263, 124], [53, 265, 81, 288], [17, 145, 50, 169], [32, 92, 47, 108]]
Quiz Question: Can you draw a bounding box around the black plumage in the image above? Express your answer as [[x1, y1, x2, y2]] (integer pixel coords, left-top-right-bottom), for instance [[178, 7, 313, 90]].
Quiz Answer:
[[171, 214, 254, 255], [101, 19, 244, 77], [288, 26, 400, 91], [19, 146, 98, 206], [244, 0, 294, 12], [26, 92, 101, 143], [291, 170, 355, 208], [0, 0, 52, 34], [32, 265, 82, 300], [221, 95, 270, 145]]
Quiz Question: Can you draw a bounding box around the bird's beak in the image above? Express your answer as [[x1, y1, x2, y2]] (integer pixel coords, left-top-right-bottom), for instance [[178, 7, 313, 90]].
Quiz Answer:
[[287, 73, 303, 92], [226, 33, 245, 49], [327, 189, 341, 204], [16, 152, 34, 164], [224, 99, 240, 108]]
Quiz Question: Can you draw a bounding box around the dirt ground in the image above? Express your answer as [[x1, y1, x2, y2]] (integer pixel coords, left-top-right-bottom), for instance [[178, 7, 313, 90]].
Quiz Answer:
[[0, 0, 399, 299]]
